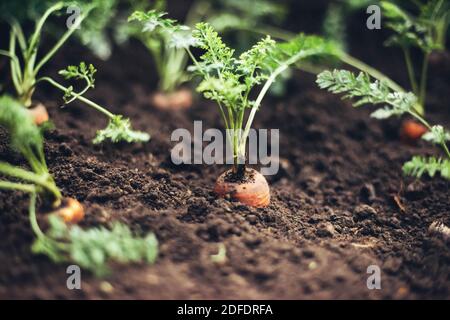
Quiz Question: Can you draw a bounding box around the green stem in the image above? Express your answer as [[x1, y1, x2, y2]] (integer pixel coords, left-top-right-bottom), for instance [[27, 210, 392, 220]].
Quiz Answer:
[[217, 101, 232, 142], [34, 9, 90, 75], [63, 74, 93, 105], [339, 52, 404, 93], [229, 24, 294, 41], [239, 48, 321, 158], [418, 53, 430, 112], [10, 20, 26, 52], [240, 63, 288, 158], [407, 110, 450, 160], [186, 48, 232, 143], [37, 77, 115, 119], [28, 192, 47, 240], [0, 181, 36, 193], [0, 48, 21, 94], [0, 162, 61, 202], [28, 192, 69, 252], [27, 2, 65, 60], [233, 116, 240, 168], [340, 52, 425, 115], [0, 184, 59, 247], [403, 48, 418, 94], [159, 46, 188, 93]]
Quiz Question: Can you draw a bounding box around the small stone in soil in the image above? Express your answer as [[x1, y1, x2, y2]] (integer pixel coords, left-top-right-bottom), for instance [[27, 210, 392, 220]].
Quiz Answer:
[[405, 181, 426, 200], [383, 256, 403, 274], [246, 214, 258, 225], [353, 204, 377, 221], [316, 222, 337, 238], [58, 143, 73, 156], [359, 183, 377, 203], [243, 235, 262, 248], [302, 249, 315, 258], [428, 221, 450, 241]]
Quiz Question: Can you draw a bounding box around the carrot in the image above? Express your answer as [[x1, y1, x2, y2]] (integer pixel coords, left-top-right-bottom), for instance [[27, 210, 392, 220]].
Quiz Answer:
[[151, 89, 193, 110], [28, 103, 49, 125], [400, 119, 428, 142], [214, 168, 270, 208], [55, 198, 85, 224]]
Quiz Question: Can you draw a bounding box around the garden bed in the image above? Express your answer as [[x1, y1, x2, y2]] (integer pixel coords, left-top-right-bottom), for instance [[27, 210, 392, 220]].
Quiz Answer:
[[0, 1, 449, 300]]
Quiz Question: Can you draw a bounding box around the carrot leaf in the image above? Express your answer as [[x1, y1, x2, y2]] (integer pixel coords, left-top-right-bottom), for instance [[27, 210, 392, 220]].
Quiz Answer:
[[33, 215, 159, 276], [93, 115, 150, 144]]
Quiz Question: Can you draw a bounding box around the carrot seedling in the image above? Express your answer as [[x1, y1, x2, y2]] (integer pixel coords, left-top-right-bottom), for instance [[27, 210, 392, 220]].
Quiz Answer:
[[0, 2, 149, 144], [381, 0, 449, 113], [0, 95, 62, 203], [190, 0, 289, 41], [321, 0, 449, 117], [0, 2, 90, 108], [0, 95, 157, 275], [322, 0, 374, 52], [33, 215, 159, 277], [38, 62, 150, 144], [126, 0, 289, 109], [132, 11, 337, 207], [127, 7, 194, 110], [317, 69, 450, 180], [315, 1, 450, 142]]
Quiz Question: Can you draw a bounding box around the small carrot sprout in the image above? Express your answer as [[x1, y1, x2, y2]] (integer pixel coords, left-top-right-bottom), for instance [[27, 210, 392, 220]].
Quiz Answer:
[[0, 2, 91, 107], [317, 69, 450, 180], [39, 62, 150, 144], [131, 11, 338, 175], [33, 215, 159, 277], [381, 0, 449, 112], [0, 3, 148, 144], [127, 9, 192, 94], [0, 95, 157, 275]]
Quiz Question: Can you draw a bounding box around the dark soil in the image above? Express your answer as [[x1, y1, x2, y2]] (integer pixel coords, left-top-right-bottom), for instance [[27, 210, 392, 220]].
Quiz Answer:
[[223, 168, 255, 184], [1, 1, 449, 300]]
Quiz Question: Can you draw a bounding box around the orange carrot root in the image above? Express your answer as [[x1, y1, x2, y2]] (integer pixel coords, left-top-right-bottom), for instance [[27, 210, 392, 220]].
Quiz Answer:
[[214, 168, 270, 208], [55, 198, 85, 224], [151, 89, 193, 110], [400, 120, 428, 143], [28, 103, 49, 125]]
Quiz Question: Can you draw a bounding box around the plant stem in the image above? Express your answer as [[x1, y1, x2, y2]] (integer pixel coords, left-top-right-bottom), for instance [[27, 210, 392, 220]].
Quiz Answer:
[[403, 48, 418, 94], [0, 181, 36, 193], [230, 24, 294, 41], [339, 52, 404, 93], [38, 77, 115, 119], [26, 2, 64, 60], [340, 52, 425, 115], [0, 48, 21, 94], [28, 192, 47, 240], [10, 20, 27, 52], [0, 162, 61, 202], [34, 12, 89, 75], [418, 53, 430, 111], [29, 192, 69, 252], [407, 110, 450, 160], [186, 47, 233, 144], [240, 63, 288, 158]]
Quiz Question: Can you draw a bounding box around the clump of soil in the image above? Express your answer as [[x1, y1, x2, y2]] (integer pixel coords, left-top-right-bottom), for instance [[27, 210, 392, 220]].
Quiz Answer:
[[0, 2, 449, 300], [223, 167, 255, 184]]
